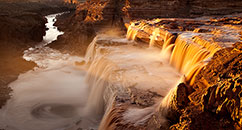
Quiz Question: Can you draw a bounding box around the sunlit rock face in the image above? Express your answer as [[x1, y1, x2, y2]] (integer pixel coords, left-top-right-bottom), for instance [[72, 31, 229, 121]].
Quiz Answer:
[[171, 43, 242, 130], [69, 0, 242, 22], [77, 0, 124, 27], [108, 14, 242, 129]]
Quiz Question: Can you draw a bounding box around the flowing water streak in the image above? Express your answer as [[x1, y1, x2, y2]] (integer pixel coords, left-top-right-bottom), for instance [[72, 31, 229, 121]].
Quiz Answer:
[[127, 22, 146, 40], [43, 13, 64, 45], [149, 28, 160, 47]]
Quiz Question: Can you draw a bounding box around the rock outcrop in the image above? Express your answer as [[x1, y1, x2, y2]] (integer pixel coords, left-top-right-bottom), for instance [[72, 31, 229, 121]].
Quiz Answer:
[[49, 10, 96, 56], [49, 0, 125, 56], [108, 14, 242, 130], [171, 42, 242, 130]]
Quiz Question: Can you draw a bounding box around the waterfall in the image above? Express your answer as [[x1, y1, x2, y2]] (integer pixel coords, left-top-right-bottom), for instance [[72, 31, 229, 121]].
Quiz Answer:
[[149, 28, 160, 47], [127, 21, 221, 86], [148, 28, 221, 85], [0, 14, 226, 130], [127, 22, 147, 40], [82, 33, 182, 129], [82, 36, 129, 129], [123, 22, 223, 127]]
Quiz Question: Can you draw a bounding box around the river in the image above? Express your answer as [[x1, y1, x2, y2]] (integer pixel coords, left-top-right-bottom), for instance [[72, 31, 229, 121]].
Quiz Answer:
[[0, 13, 91, 130]]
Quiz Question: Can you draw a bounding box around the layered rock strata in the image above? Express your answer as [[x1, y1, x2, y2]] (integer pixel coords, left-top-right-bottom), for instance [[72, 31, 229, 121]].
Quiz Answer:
[[123, 0, 242, 19]]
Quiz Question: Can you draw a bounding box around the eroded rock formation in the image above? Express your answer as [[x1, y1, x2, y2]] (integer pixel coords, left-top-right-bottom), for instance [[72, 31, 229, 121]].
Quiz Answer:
[[122, 14, 242, 129], [171, 42, 242, 130]]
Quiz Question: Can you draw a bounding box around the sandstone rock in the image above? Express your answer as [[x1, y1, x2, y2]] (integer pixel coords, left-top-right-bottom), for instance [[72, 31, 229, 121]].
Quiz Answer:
[[171, 43, 242, 129]]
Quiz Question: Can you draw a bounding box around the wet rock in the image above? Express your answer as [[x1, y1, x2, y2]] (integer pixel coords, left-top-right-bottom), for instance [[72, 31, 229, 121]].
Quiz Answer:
[[128, 86, 162, 107], [99, 88, 158, 130]]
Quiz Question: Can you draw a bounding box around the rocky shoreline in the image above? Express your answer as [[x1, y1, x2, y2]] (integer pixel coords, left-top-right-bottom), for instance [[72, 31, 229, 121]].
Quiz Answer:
[[0, 1, 73, 108]]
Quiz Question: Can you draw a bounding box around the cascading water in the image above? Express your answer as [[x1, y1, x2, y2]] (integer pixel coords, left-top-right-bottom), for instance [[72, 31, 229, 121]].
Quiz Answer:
[[0, 12, 182, 130], [127, 21, 219, 83], [121, 21, 224, 127], [0, 12, 226, 130], [83, 34, 184, 129]]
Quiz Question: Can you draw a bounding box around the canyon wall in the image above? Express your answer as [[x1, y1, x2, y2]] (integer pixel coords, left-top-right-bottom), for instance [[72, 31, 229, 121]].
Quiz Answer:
[[124, 0, 242, 19]]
